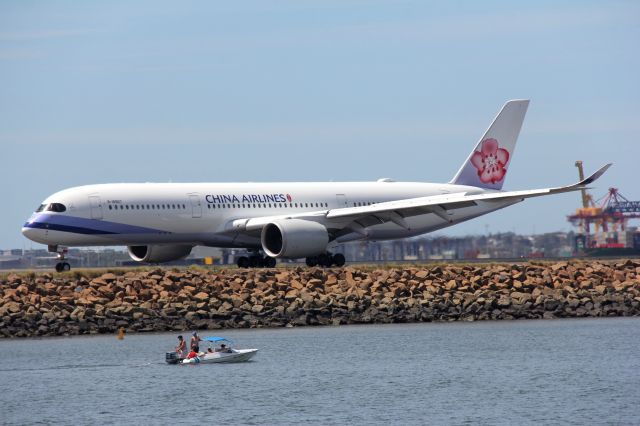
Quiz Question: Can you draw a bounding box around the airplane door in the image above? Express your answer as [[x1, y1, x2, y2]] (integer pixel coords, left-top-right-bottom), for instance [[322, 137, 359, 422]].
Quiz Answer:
[[336, 194, 349, 208], [89, 196, 103, 219], [189, 194, 202, 218]]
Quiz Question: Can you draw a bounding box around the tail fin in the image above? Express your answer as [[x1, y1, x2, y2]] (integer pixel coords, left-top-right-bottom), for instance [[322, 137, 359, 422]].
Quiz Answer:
[[450, 99, 529, 190]]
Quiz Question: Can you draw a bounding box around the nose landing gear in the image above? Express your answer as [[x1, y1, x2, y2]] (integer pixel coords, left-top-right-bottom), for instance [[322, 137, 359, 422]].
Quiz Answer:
[[49, 245, 71, 272]]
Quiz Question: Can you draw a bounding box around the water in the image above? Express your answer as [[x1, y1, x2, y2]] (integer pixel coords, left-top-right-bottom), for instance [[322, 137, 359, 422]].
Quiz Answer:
[[1, 318, 639, 425]]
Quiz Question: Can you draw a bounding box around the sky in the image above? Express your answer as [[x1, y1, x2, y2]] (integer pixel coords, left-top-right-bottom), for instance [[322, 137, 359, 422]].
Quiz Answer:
[[1, 0, 639, 250]]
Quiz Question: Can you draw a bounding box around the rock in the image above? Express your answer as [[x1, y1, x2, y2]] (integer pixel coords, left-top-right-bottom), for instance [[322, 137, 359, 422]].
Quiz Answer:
[[543, 299, 560, 311], [286, 280, 302, 290], [594, 285, 608, 295], [100, 273, 118, 282], [1, 260, 639, 338], [193, 292, 209, 302], [345, 271, 356, 286], [497, 297, 512, 308], [415, 271, 428, 279]]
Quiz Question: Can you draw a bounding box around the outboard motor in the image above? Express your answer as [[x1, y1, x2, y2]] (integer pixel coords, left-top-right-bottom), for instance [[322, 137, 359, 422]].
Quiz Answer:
[[165, 351, 181, 364]]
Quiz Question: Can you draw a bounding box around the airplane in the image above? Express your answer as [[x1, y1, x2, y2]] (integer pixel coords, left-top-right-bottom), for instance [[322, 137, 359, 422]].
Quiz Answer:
[[22, 100, 611, 272]]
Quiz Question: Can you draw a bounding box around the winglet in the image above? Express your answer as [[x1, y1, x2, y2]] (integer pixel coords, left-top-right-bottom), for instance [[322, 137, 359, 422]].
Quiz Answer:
[[578, 163, 612, 186]]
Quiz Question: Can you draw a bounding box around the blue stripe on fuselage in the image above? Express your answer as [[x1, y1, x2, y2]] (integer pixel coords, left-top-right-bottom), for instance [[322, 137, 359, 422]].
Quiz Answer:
[[23, 221, 117, 235], [23, 213, 167, 235]]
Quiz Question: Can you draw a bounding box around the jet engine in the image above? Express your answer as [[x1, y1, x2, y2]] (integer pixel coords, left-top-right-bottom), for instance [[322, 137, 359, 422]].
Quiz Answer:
[[261, 219, 329, 258], [127, 245, 193, 263]]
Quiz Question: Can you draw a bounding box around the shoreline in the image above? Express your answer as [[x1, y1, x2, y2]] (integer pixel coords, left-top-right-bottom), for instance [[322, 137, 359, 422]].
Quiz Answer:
[[1, 260, 639, 338]]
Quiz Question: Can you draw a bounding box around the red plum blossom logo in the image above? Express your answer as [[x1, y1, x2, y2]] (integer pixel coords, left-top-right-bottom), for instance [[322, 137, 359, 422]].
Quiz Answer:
[[470, 138, 510, 184]]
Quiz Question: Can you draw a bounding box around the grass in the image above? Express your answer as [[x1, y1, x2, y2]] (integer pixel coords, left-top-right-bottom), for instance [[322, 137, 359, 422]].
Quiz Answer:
[[1, 257, 631, 281]]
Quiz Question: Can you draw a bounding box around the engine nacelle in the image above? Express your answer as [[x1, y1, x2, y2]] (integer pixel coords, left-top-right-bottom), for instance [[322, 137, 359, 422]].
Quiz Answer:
[[127, 245, 193, 263], [261, 219, 329, 258]]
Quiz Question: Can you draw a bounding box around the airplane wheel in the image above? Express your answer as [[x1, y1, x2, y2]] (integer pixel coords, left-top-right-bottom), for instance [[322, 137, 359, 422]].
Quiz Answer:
[[265, 257, 276, 268], [55, 263, 63, 272], [318, 254, 331, 267], [237, 256, 249, 268], [305, 257, 318, 267], [248, 256, 258, 268], [62, 262, 71, 271], [332, 253, 346, 267]]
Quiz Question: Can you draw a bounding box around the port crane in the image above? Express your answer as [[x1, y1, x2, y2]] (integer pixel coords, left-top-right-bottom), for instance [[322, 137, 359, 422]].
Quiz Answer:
[[568, 161, 640, 252]]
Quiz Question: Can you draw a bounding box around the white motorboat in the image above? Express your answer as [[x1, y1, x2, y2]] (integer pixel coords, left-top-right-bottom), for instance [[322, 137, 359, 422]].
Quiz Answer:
[[166, 336, 258, 364]]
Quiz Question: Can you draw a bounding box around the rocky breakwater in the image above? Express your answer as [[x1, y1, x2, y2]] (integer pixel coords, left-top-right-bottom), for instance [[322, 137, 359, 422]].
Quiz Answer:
[[1, 260, 640, 338]]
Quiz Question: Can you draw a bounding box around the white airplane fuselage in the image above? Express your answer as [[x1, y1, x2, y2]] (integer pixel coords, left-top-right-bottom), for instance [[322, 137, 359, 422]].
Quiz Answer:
[[22, 181, 516, 248]]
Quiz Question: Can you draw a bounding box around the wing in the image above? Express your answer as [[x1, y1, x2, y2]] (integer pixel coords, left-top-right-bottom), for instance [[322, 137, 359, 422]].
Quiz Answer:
[[325, 163, 612, 229], [229, 163, 611, 235]]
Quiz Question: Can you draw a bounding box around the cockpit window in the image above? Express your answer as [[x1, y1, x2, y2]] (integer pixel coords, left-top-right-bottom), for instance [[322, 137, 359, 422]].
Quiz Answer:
[[35, 204, 47, 212], [46, 203, 67, 213]]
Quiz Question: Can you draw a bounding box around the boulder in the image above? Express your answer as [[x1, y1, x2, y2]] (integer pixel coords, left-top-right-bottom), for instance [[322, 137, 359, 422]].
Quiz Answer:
[[193, 292, 209, 302]]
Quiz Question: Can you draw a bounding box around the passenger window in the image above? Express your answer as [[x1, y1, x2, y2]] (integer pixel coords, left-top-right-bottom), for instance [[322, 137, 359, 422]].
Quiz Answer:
[[109, 205, 112, 210]]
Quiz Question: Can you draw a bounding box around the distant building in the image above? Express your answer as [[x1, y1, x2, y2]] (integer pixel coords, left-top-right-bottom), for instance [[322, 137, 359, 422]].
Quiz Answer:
[[0, 232, 579, 269]]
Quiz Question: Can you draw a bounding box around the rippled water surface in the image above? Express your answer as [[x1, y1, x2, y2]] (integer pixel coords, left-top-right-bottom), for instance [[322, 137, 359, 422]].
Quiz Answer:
[[1, 318, 639, 425]]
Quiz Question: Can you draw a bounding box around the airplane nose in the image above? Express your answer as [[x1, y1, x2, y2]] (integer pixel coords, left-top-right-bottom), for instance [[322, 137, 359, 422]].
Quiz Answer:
[[22, 225, 36, 240]]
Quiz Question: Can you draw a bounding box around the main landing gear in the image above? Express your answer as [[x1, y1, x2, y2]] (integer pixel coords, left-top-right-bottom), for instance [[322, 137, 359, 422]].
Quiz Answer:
[[305, 252, 346, 268], [49, 245, 71, 272], [236, 252, 277, 268]]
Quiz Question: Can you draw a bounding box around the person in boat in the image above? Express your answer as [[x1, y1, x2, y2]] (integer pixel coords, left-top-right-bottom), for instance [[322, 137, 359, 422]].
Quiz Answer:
[[186, 350, 198, 359], [219, 343, 232, 353], [207, 348, 214, 353], [190, 331, 201, 353], [175, 335, 186, 356]]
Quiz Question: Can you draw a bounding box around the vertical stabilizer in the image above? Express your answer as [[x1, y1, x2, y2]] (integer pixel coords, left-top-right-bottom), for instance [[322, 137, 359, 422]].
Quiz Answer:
[[450, 100, 529, 190]]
